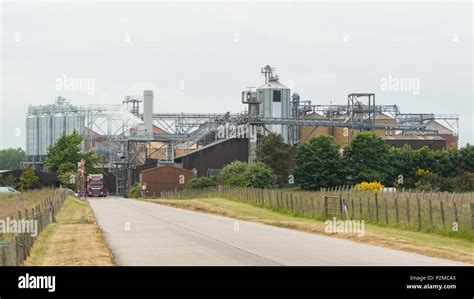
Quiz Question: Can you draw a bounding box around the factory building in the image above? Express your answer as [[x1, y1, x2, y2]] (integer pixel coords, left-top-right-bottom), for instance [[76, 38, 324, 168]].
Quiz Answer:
[[24, 65, 460, 195], [175, 138, 249, 177], [139, 165, 194, 197]]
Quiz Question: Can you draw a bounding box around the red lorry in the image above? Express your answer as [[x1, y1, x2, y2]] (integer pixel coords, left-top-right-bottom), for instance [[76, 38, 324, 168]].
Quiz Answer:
[[87, 174, 106, 197]]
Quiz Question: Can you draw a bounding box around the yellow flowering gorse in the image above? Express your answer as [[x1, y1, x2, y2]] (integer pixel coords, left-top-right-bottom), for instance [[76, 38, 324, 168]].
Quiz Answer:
[[355, 181, 384, 193]]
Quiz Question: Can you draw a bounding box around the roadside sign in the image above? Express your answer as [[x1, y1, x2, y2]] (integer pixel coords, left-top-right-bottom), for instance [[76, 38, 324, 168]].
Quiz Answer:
[[141, 184, 147, 191]]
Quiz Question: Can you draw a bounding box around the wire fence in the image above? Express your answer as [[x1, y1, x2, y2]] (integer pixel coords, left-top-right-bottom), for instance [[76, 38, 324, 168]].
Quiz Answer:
[[0, 189, 74, 266], [162, 186, 474, 239]]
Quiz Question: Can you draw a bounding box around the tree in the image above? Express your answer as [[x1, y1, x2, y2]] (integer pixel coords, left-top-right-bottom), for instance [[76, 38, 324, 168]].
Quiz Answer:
[[295, 136, 344, 190], [458, 144, 474, 173], [453, 171, 474, 192], [58, 171, 77, 190], [414, 169, 442, 191], [0, 148, 26, 170], [343, 132, 392, 184], [242, 162, 277, 188], [218, 161, 277, 188], [19, 166, 39, 191], [412, 146, 438, 173], [389, 145, 417, 188], [218, 161, 248, 186], [45, 130, 101, 176], [431, 148, 458, 178], [188, 177, 218, 189], [256, 133, 294, 182], [45, 130, 83, 173]]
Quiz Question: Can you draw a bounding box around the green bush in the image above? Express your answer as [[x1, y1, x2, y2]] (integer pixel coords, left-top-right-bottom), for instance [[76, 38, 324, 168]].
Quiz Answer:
[[218, 161, 248, 186], [218, 161, 276, 188], [128, 183, 142, 198], [58, 171, 77, 190], [453, 171, 474, 192], [188, 177, 217, 189], [243, 162, 277, 188], [19, 166, 39, 191]]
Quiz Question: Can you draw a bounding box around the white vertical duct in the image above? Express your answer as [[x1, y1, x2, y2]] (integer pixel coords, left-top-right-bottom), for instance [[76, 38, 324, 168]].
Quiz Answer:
[[143, 90, 154, 135]]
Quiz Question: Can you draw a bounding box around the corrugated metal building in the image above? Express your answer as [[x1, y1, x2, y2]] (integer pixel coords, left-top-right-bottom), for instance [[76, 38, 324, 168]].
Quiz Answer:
[[0, 170, 59, 189], [174, 138, 249, 177], [381, 135, 446, 150], [139, 165, 194, 197]]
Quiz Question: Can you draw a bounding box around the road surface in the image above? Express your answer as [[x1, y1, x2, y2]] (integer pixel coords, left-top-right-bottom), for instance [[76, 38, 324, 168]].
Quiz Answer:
[[89, 197, 466, 266]]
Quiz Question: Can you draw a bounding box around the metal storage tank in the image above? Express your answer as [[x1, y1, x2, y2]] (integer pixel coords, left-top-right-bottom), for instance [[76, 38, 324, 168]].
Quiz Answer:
[[53, 114, 65, 142], [332, 115, 357, 147], [373, 113, 396, 137], [298, 113, 331, 142], [257, 78, 291, 143], [26, 97, 86, 163], [38, 115, 52, 156], [26, 116, 38, 157]]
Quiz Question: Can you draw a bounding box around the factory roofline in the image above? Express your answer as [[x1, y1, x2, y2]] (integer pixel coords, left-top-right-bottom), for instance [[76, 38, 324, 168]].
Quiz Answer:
[[258, 79, 289, 90]]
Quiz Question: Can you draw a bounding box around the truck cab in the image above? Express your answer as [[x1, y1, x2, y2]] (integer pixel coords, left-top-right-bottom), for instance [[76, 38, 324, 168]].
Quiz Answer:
[[87, 174, 105, 197]]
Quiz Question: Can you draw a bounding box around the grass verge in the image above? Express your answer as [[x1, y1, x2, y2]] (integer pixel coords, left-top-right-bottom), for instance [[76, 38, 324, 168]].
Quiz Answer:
[[142, 197, 474, 264], [24, 197, 115, 266], [0, 189, 54, 219]]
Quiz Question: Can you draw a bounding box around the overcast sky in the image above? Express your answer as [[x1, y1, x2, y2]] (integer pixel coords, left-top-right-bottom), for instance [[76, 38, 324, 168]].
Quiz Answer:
[[1, 1, 472, 149]]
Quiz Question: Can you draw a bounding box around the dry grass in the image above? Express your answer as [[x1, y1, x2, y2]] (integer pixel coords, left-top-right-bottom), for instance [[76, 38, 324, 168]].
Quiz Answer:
[[144, 197, 474, 264], [24, 197, 115, 266], [0, 189, 54, 219]]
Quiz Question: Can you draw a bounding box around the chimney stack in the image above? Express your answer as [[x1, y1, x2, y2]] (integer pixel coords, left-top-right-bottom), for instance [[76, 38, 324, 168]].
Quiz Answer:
[[143, 90, 154, 135]]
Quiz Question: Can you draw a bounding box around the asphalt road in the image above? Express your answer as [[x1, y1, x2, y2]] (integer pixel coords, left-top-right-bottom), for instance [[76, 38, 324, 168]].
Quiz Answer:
[[89, 197, 466, 266]]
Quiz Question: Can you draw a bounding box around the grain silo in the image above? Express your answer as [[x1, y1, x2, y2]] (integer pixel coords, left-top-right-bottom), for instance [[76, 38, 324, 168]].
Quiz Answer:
[[298, 112, 331, 142], [26, 97, 85, 165], [373, 112, 397, 137], [257, 77, 291, 143]]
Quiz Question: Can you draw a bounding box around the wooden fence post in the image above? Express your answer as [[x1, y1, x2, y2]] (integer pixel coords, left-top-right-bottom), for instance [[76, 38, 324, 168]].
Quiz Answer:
[[280, 192, 284, 211], [24, 209, 31, 258], [275, 191, 280, 210], [350, 195, 354, 220], [428, 193, 433, 232], [440, 200, 445, 228], [323, 196, 328, 218], [15, 234, 21, 266], [417, 193, 422, 231], [394, 194, 399, 224], [290, 193, 294, 213], [453, 202, 459, 228], [471, 202, 474, 237], [367, 195, 371, 220], [0, 244, 6, 266], [406, 193, 411, 225], [339, 194, 344, 219], [375, 193, 379, 223], [384, 194, 389, 224]]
